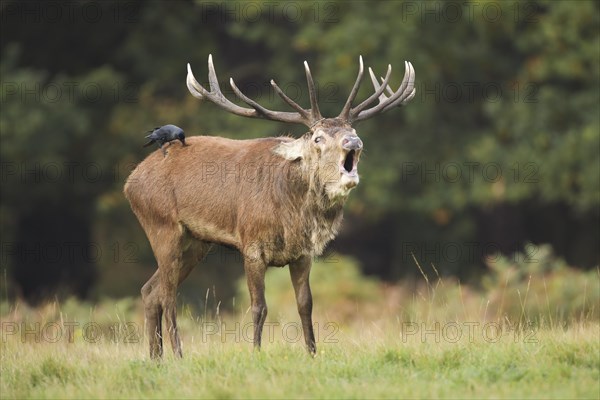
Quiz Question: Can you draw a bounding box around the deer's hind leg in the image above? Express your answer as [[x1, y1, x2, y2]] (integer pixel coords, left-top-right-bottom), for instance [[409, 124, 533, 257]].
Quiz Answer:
[[140, 219, 211, 359], [141, 220, 183, 359], [163, 239, 212, 357], [141, 270, 163, 359]]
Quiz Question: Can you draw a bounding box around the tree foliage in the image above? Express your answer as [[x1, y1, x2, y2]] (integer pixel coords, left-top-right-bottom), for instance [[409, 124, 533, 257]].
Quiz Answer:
[[0, 1, 598, 302]]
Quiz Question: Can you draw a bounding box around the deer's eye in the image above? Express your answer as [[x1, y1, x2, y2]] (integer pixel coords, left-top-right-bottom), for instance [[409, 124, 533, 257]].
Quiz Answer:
[[314, 136, 323, 143]]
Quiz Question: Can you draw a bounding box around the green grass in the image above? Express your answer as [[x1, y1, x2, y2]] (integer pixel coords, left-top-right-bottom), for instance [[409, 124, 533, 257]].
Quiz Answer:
[[1, 254, 598, 398], [1, 316, 598, 399]]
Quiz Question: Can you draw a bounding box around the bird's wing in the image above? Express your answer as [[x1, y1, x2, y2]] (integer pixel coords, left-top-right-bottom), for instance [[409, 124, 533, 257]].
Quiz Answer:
[[144, 126, 161, 135]]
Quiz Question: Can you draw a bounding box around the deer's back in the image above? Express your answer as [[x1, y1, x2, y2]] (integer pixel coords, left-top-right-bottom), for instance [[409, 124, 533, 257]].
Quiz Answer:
[[124, 135, 299, 251]]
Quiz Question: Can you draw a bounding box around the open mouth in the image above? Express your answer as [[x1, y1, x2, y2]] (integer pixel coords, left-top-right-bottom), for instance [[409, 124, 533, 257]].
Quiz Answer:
[[344, 150, 355, 173], [340, 149, 359, 176]]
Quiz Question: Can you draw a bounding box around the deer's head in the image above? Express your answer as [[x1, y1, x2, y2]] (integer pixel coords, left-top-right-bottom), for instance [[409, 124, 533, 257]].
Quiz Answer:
[[186, 55, 416, 201]]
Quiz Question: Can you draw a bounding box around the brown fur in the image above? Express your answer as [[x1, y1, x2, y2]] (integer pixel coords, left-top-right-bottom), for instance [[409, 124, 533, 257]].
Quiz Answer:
[[124, 120, 362, 358]]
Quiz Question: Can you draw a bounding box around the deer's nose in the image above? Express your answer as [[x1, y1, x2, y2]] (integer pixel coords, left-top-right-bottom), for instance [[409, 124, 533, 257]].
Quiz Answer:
[[342, 136, 363, 150]]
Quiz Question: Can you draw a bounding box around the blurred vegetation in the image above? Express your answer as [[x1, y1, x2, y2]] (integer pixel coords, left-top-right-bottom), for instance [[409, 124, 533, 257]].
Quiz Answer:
[[0, 1, 598, 303], [3, 249, 597, 329], [242, 250, 600, 326], [482, 244, 600, 324], [235, 254, 382, 322]]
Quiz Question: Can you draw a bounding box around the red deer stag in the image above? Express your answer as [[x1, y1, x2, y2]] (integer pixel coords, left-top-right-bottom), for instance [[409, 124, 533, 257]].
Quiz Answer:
[[124, 55, 415, 358]]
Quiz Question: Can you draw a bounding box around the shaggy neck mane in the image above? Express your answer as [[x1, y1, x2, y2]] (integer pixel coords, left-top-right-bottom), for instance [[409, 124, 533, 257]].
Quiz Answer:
[[275, 155, 346, 257]]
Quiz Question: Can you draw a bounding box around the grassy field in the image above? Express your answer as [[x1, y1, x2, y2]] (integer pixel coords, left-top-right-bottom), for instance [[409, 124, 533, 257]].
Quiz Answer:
[[1, 315, 598, 399], [1, 253, 599, 399]]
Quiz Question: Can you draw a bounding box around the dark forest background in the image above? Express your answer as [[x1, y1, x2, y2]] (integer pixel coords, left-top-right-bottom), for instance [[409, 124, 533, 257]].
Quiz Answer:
[[1, 0, 598, 306]]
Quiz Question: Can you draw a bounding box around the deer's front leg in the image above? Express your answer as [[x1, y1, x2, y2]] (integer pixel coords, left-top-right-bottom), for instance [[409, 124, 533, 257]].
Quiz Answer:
[[244, 257, 267, 350], [289, 255, 316, 355]]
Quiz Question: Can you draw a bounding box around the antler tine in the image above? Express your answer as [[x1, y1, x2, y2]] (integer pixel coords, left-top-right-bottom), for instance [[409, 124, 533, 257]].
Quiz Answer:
[[367, 68, 387, 105], [229, 78, 273, 117], [207, 54, 221, 92], [379, 72, 416, 107], [187, 62, 254, 116], [350, 64, 393, 116], [381, 62, 416, 111], [352, 60, 416, 123], [376, 75, 415, 111], [372, 61, 416, 113], [381, 76, 395, 97], [304, 61, 322, 122], [270, 79, 310, 118], [339, 55, 364, 121], [186, 54, 312, 126], [186, 63, 208, 100], [229, 78, 308, 124]]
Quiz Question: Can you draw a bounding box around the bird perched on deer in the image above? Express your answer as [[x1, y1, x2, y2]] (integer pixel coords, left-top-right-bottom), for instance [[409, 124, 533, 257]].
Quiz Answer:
[[143, 124, 187, 156]]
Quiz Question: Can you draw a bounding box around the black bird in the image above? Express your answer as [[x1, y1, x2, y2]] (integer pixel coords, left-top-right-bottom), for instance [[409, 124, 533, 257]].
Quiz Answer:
[[143, 124, 187, 156]]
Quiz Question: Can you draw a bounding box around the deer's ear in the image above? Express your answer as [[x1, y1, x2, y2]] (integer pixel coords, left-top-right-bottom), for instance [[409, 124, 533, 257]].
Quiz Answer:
[[273, 139, 304, 161]]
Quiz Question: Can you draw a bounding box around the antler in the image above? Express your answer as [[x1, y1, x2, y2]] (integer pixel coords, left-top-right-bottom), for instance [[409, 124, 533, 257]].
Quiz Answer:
[[339, 56, 416, 123], [187, 54, 415, 127], [187, 54, 321, 127]]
